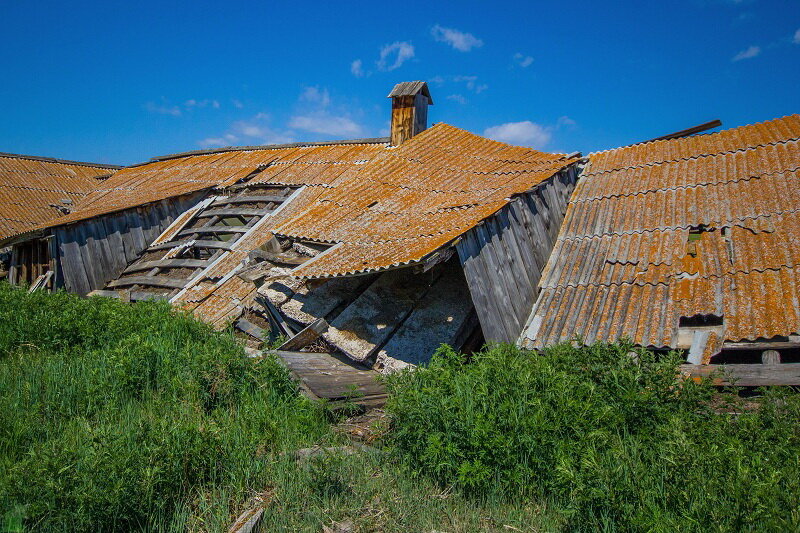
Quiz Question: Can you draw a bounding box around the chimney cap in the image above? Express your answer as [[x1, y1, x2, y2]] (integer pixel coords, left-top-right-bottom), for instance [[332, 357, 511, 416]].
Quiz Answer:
[[387, 81, 434, 105]]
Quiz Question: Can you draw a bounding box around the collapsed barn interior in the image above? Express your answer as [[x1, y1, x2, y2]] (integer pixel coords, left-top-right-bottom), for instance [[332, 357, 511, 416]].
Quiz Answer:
[[1, 81, 798, 395]]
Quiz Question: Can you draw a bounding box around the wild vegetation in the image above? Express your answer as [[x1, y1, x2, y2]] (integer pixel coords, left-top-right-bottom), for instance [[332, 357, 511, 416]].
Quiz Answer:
[[2, 282, 800, 531], [387, 342, 800, 531]]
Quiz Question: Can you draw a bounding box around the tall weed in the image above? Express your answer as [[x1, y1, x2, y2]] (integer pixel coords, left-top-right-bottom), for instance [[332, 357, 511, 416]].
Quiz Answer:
[[0, 283, 328, 531], [386, 342, 800, 531]]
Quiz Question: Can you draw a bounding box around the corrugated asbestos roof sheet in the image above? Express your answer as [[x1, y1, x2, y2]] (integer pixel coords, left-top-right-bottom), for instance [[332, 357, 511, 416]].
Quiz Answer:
[[32, 141, 389, 231], [272, 123, 577, 278], [0, 153, 116, 241], [521, 114, 800, 357]]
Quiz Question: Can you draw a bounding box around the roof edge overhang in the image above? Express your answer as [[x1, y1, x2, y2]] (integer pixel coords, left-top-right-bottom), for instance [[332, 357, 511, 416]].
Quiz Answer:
[[0, 151, 121, 170]]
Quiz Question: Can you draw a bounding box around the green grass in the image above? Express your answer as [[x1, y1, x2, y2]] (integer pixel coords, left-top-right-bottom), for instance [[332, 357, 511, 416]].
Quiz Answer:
[[3, 282, 800, 531], [0, 283, 330, 531], [386, 342, 800, 531]]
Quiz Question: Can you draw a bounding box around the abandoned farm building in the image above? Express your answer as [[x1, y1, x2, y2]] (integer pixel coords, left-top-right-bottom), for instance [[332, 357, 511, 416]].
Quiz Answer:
[[1, 81, 799, 389], [0, 152, 119, 284]]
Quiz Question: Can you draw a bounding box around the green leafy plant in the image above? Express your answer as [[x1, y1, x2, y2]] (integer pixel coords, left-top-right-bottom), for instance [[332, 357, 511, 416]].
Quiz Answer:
[[386, 341, 800, 531]]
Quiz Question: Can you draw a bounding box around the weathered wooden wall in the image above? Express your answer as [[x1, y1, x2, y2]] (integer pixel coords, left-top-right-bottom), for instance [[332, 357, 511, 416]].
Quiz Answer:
[[455, 164, 580, 343], [52, 192, 207, 295]]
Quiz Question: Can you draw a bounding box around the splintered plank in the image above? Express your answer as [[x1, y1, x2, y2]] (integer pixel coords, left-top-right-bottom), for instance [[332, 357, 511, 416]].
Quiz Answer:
[[376, 262, 473, 370], [108, 276, 189, 289], [323, 268, 437, 362], [279, 318, 328, 351], [178, 225, 249, 236], [213, 195, 287, 205], [123, 258, 210, 274], [196, 207, 273, 218], [275, 350, 386, 400]]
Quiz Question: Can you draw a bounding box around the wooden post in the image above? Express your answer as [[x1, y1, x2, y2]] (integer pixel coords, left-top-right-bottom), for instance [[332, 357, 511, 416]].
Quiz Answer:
[[762, 350, 781, 365]]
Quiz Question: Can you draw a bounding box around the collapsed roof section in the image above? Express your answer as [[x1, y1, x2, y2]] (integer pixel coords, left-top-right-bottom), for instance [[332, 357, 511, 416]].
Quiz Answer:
[[0, 152, 118, 241], [273, 123, 579, 278], [521, 114, 800, 362]]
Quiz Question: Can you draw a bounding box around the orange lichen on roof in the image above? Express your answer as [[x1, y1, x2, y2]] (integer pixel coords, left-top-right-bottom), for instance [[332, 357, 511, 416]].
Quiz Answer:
[[272, 123, 577, 278], [521, 114, 800, 353], [0, 153, 116, 241], [32, 141, 389, 231]]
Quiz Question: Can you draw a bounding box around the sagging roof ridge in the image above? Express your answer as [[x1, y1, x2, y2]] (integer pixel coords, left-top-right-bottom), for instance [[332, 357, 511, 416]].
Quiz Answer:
[[554, 206, 800, 238], [586, 113, 798, 153], [585, 137, 800, 177], [141, 137, 391, 166], [0, 151, 121, 170], [573, 165, 800, 202], [540, 263, 799, 290]]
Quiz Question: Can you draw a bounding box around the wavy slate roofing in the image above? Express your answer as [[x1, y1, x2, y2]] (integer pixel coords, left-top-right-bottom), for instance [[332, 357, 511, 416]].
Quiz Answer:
[[520, 114, 800, 359], [273, 123, 579, 278], [150, 123, 576, 326], [0, 153, 117, 241], [32, 139, 390, 230]]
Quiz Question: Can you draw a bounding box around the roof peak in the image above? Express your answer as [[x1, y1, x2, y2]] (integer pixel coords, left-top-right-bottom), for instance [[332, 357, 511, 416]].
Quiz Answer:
[[143, 137, 391, 165], [0, 151, 120, 170]]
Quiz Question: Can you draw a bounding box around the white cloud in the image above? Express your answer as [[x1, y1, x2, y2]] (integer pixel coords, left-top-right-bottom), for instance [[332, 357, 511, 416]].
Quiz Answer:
[[198, 133, 239, 149], [288, 115, 364, 138], [431, 24, 483, 52], [514, 52, 534, 68], [197, 113, 295, 149], [144, 102, 181, 116], [557, 116, 576, 127], [451, 75, 488, 93], [351, 59, 364, 77], [794, 28, 800, 44], [447, 94, 467, 104], [300, 86, 331, 108], [732, 45, 761, 61], [483, 121, 551, 148], [184, 99, 220, 109], [232, 99, 244, 109], [377, 41, 415, 71]]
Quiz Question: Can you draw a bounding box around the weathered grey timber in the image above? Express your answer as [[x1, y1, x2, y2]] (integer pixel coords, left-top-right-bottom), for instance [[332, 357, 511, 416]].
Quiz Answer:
[[681, 363, 800, 386], [456, 165, 579, 343], [53, 192, 206, 295]]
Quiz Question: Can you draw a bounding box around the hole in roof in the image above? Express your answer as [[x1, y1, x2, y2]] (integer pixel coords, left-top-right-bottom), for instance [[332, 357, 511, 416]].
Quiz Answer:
[[679, 314, 723, 327]]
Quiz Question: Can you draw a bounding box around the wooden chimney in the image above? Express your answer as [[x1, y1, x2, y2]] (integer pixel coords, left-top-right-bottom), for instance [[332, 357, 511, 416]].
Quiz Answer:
[[388, 81, 434, 146]]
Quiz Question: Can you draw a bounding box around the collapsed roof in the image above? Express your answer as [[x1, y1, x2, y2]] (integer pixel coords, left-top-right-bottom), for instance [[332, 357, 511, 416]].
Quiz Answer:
[[0, 152, 118, 241], [521, 114, 800, 361]]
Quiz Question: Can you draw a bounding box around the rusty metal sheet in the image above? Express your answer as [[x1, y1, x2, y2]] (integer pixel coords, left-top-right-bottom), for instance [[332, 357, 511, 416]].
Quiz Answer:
[[522, 114, 800, 352]]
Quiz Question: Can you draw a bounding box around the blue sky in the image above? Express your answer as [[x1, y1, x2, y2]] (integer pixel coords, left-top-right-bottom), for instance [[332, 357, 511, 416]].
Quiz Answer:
[[0, 0, 798, 165]]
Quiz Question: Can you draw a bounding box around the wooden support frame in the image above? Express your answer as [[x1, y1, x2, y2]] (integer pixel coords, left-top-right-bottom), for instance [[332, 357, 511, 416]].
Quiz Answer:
[[681, 363, 800, 386]]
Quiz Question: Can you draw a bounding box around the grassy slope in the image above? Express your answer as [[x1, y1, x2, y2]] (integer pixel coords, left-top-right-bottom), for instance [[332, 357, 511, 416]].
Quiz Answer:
[[2, 283, 800, 531]]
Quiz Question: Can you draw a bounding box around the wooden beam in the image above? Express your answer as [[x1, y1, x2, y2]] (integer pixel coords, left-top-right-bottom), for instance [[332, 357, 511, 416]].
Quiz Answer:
[[249, 249, 309, 266], [123, 258, 210, 274], [235, 317, 267, 341], [196, 207, 273, 218], [278, 318, 329, 351], [642, 119, 722, 144], [213, 195, 287, 206], [723, 341, 800, 351], [680, 363, 800, 386], [178, 225, 249, 236], [108, 276, 188, 289]]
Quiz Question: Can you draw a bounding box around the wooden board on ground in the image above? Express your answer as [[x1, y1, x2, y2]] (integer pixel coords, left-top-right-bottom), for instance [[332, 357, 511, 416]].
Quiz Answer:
[[274, 350, 386, 403]]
